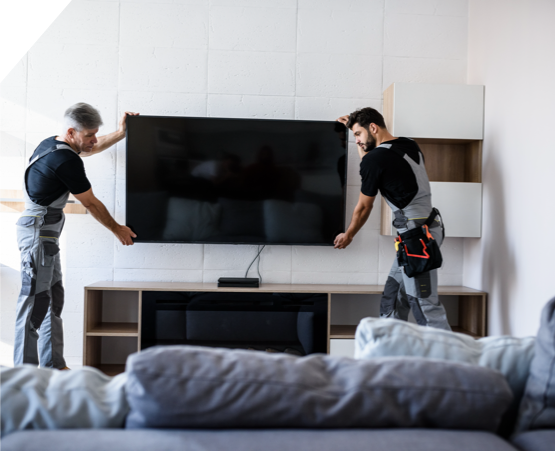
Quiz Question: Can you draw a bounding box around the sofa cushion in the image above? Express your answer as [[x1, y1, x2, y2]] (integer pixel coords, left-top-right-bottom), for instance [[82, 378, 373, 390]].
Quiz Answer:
[[125, 345, 512, 430], [0, 365, 128, 437], [515, 296, 555, 432], [355, 318, 535, 437], [512, 430, 555, 451], [0, 429, 520, 451]]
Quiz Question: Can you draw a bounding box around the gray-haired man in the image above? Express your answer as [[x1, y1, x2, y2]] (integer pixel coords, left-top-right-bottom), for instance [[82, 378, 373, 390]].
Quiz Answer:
[[14, 103, 138, 369]]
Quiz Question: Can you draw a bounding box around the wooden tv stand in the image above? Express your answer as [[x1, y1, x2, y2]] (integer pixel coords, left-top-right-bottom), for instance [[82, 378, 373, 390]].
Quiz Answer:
[[83, 281, 487, 376]]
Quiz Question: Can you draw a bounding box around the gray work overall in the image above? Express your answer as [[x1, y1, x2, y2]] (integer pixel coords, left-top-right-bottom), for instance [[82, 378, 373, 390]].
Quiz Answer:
[[13, 143, 74, 368], [379, 142, 451, 330]]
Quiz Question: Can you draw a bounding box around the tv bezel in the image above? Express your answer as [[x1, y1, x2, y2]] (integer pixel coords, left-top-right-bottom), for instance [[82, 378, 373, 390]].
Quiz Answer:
[[125, 115, 348, 246]]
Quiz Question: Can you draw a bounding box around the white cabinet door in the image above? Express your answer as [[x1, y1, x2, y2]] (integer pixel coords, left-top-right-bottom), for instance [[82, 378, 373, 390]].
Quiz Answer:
[[430, 182, 482, 238], [381, 182, 482, 238], [330, 339, 355, 358], [388, 83, 484, 140]]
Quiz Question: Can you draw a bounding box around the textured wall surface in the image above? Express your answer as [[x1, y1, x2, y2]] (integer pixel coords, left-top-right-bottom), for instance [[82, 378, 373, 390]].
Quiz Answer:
[[0, 0, 469, 366], [465, 0, 555, 336]]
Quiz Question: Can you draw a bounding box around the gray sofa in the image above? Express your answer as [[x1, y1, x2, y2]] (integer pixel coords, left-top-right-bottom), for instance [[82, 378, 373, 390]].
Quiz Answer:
[[2, 297, 555, 451], [0, 429, 522, 451]]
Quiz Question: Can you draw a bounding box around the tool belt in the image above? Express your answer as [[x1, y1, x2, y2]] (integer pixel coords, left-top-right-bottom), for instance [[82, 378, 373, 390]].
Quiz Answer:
[[395, 208, 443, 278]]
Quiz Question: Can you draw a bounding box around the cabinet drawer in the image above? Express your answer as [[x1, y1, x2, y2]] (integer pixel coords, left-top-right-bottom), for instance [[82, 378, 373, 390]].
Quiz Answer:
[[430, 182, 482, 238], [381, 182, 482, 238]]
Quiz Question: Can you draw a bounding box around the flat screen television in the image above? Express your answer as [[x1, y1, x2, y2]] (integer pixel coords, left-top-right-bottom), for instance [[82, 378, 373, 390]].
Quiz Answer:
[[126, 115, 348, 245]]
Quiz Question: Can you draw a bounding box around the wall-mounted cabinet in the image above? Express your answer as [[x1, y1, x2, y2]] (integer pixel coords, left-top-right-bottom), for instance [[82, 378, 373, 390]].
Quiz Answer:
[[384, 83, 484, 140], [381, 84, 484, 238]]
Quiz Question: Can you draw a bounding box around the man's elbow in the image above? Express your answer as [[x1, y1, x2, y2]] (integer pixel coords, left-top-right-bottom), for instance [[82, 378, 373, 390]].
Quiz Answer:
[[80, 200, 94, 209], [74, 193, 96, 208]]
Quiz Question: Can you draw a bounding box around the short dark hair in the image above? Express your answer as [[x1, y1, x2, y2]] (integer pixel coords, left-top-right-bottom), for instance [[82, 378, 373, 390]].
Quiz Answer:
[[346, 107, 386, 130]]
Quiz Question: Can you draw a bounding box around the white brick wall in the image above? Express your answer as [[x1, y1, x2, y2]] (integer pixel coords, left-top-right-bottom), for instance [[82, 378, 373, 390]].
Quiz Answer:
[[0, 0, 469, 366]]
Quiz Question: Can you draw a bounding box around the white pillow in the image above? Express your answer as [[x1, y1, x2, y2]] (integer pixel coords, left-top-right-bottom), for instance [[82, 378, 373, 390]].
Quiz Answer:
[[1, 365, 127, 437]]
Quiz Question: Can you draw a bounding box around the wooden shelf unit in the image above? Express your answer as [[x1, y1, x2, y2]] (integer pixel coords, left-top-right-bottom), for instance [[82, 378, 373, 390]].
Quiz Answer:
[[84, 282, 487, 375], [83, 288, 141, 372]]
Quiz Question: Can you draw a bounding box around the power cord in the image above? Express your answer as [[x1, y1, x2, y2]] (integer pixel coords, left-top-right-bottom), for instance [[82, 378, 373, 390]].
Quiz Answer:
[[245, 245, 265, 284]]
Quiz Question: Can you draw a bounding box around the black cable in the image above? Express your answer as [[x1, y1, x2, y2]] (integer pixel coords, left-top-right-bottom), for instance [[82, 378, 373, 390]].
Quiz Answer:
[[245, 245, 265, 283], [257, 245, 263, 284]]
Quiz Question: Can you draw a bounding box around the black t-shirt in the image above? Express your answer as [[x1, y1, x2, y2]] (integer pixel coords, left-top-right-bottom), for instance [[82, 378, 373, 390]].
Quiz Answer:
[[359, 137, 422, 210], [26, 136, 91, 206]]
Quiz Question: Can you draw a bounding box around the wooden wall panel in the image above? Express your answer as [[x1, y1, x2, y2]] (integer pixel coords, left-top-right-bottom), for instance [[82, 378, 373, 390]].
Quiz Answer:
[[414, 139, 482, 183], [383, 84, 395, 132]]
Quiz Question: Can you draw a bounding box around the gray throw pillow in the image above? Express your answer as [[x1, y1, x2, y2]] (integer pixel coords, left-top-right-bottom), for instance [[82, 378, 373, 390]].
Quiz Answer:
[[125, 345, 512, 431], [355, 318, 535, 392], [516, 296, 555, 432], [0, 365, 128, 437], [355, 317, 535, 432]]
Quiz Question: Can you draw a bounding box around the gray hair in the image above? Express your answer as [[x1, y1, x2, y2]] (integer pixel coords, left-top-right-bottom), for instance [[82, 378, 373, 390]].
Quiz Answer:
[[63, 102, 103, 132]]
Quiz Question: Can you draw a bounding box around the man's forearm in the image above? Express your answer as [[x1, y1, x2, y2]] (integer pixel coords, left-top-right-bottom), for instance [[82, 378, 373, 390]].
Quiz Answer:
[[85, 199, 119, 233], [91, 129, 125, 155], [346, 205, 373, 238]]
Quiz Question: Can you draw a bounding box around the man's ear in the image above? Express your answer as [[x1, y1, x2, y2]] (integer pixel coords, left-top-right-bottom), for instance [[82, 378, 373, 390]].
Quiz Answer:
[[369, 123, 378, 135]]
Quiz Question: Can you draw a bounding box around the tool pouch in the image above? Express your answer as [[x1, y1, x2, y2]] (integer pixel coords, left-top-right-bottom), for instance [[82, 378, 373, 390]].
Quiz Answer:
[[395, 208, 443, 278]]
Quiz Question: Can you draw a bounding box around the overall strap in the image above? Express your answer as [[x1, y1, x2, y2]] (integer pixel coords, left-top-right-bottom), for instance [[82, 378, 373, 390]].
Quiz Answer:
[[387, 145, 424, 165], [388, 146, 406, 159], [28, 143, 76, 167]]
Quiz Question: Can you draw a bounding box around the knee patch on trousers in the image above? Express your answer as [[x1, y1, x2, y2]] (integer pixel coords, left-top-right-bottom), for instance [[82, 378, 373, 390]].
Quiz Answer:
[[30, 291, 50, 330], [51, 280, 64, 317], [407, 295, 427, 326], [380, 276, 401, 317]]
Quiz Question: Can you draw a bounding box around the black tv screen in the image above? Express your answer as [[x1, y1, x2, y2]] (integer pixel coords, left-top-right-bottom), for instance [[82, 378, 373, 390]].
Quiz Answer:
[[126, 115, 348, 245]]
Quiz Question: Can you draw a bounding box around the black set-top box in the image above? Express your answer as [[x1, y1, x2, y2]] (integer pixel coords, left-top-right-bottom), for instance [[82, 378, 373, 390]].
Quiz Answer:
[[218, 277, 260, 288]]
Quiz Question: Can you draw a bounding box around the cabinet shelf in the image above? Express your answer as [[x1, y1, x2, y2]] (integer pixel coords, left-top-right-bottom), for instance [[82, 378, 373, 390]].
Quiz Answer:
[[330, 325, 357, 339], [414, 139, 482, 183], [86, 322, 138, 336]]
